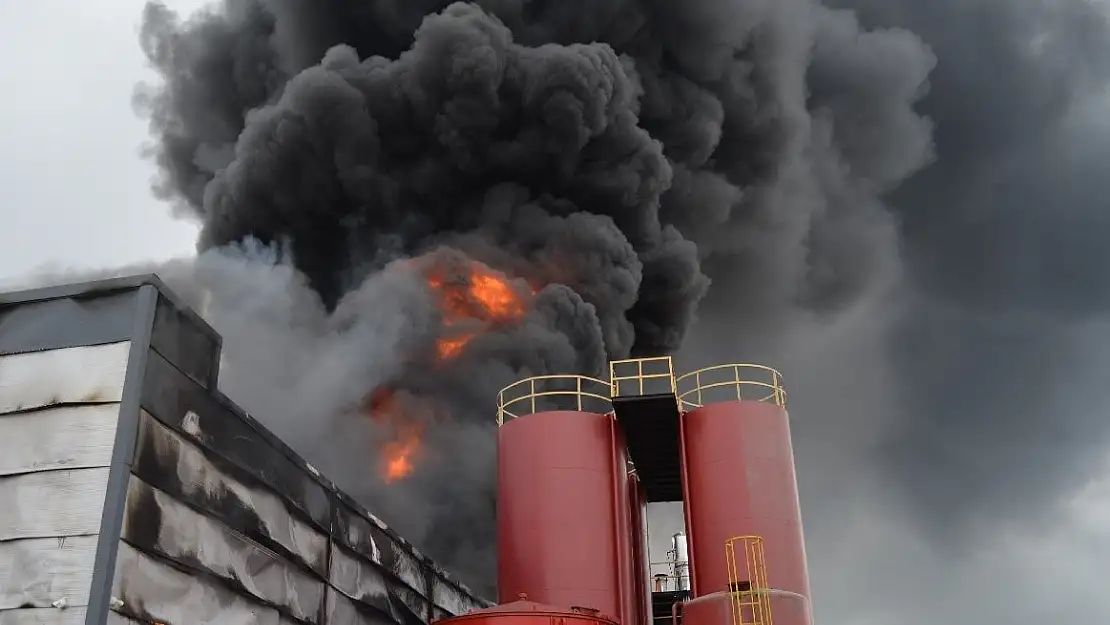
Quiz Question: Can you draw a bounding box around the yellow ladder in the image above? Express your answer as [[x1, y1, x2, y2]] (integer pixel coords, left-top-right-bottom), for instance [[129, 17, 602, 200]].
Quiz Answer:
[[725, 536, 773, 625]]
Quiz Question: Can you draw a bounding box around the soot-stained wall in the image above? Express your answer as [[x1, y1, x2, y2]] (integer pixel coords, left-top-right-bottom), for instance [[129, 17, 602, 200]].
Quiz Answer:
[[0, 275, 489, 625]]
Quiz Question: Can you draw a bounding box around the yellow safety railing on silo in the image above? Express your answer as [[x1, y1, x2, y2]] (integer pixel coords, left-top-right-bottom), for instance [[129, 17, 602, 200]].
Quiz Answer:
[[495, 374, 613, 426], [725, 536, 773, 625], [675, 364, 786, 411], [609, 356, 677, 398]]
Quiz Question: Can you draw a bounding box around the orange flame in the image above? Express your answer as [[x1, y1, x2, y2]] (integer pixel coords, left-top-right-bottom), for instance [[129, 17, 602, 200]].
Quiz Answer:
[[424, 262, 532, 361], [436, 332, 475, 360], [382, 423, 422, 483], [368, 388, 425, 484], [365, 257, 535, 485]]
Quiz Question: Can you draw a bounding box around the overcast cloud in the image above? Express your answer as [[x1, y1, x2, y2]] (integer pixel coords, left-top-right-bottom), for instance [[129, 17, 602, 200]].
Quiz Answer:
[[1, 2, 1109, 625]]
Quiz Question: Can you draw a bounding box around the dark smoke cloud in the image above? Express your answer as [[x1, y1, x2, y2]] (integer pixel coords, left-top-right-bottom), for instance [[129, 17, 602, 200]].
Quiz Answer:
[[682, 0, 1110, 622], [822, 0, 1110, 536], [127, 0, 1110, 620], [133, 0, 937, 596]]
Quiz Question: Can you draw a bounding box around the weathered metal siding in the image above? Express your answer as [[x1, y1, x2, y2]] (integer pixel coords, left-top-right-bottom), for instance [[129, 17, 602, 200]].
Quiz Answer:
[[0, 342, 130, 624], [0, 276, 489, 625]]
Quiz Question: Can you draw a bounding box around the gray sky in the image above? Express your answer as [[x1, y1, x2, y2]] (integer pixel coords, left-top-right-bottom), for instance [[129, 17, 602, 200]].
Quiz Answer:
[[1, 2, 1108, 624], [0, 1, 199, 282]]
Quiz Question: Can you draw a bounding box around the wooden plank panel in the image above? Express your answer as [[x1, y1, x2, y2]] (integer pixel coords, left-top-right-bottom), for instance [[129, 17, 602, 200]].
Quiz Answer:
[[0, 536, 98, 609], [131, 412, 328, 575], [121, 476, 325, 623], [0, 468, 109, 541], [0, 404, 120, 476], [0, 607, 87, 625], [110, 541, 283, 625], [105, 613, 143, 625], [0, 342, 130, 415], [326, 589, 395, 625]]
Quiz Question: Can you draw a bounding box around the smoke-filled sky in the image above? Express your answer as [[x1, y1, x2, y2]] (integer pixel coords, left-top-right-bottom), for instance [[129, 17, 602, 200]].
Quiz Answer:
[[3, 1, 1110, 623]]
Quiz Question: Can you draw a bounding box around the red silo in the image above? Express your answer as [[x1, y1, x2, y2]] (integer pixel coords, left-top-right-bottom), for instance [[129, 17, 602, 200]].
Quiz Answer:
[[677, 365, 812, 624], [495, 376, 637, 624]]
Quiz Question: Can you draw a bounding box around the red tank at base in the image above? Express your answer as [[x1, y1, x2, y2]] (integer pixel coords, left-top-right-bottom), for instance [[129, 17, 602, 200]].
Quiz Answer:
[[434, 599, 619, 625], [680, 400, 812, 610], [497, 410, 635, 624]]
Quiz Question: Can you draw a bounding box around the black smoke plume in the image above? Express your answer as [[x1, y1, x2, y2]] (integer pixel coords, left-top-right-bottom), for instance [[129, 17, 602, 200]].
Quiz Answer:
[[134, 0, 936, 595], [128, 0, 1110, 620]]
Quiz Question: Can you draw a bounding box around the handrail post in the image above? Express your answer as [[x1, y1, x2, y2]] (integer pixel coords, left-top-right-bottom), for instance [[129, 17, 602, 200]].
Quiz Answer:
[[696, 370, 702, 407], [734, 365, 742, 402]]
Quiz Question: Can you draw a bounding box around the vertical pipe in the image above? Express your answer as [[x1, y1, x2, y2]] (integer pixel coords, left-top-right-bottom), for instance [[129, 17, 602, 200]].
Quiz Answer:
[[678, 408, 698, 596], [609, 416, 628, 624]]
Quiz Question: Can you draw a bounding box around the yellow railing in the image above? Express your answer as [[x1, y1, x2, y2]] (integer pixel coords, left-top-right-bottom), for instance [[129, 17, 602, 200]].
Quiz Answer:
[[726, 536, 773, 625], [675, 364, 786, 411], [496, 375, 613, 426], [609, 356, 677, 397]]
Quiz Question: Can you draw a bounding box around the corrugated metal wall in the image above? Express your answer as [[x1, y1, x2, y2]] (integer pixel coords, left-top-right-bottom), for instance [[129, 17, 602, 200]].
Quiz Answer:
[[0, 276, 489, 625], [0, 341, 132, 625]]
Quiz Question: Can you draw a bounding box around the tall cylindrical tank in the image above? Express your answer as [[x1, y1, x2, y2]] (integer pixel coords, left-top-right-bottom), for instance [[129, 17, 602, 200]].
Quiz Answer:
[[497, 409, 634, 622], [680, 399, 811, 617], [670, 532, 690, 592]]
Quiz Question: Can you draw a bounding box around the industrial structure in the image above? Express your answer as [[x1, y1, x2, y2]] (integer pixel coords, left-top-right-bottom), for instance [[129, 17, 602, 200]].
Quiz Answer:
[[0, 275, 489, 625], [0, 274, 812, 625], [436, 358, 813, 625]]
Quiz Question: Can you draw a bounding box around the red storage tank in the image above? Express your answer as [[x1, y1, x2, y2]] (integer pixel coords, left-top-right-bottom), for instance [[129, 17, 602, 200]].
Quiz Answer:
[[434, 598, 619, 625], [497, 405, 635, 623], [677, 365, 811, 624]]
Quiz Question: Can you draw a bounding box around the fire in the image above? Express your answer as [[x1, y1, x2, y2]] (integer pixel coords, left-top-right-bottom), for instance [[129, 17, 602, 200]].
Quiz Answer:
[[382, 424, 422, 483], [470, 271, 527, 320], [424, 261, 532, 361], [368, 388, 425, 484], [436, 332, 475, 359], [364, 257, 534, 485]]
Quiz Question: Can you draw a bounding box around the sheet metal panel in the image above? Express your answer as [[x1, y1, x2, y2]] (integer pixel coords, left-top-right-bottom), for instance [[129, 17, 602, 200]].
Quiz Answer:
[[110, 541, 285, 625], [328, 543, 394, 617], [0, 343, 130, 415], [0, 405, 120, 477], [326, 589, 396, 625], [121, 476, 326, 623], [0, 608, 88, 624], [129, 410, 329, 576], [149, 293, 220, 389], [0, 468, 110, 542], [0, 535, 98, 610], [140, 350, 331, 529], [0, 289, 137, 357]]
